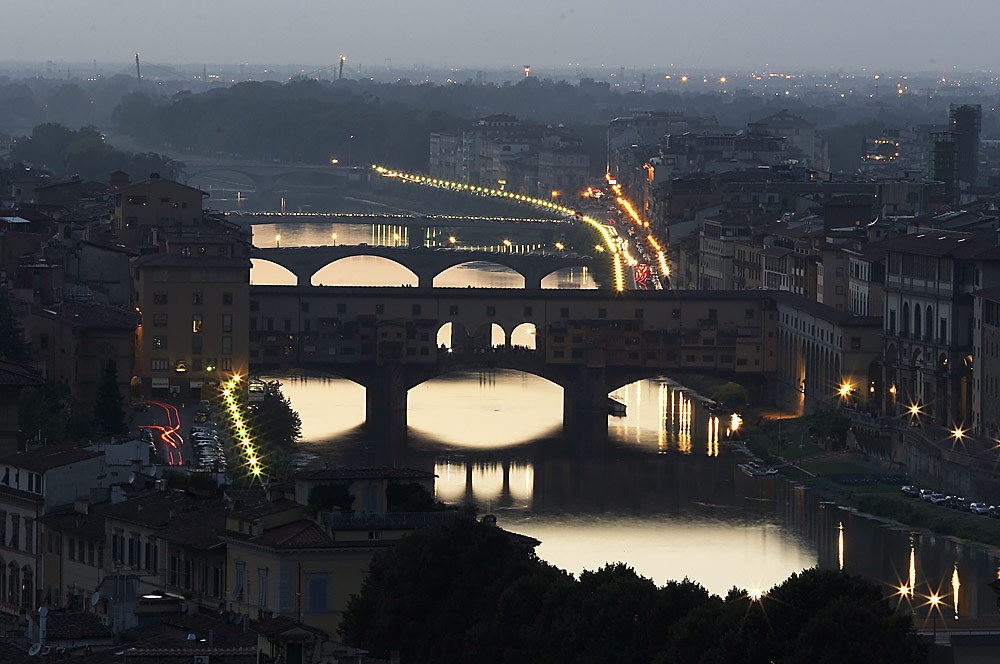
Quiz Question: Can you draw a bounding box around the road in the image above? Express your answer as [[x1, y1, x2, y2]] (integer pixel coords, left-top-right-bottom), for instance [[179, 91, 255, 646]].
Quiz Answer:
[[134, 400, 192, 467]]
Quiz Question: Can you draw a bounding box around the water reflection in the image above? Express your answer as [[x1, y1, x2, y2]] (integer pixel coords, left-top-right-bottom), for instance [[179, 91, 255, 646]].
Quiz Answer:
[[270, 370, 1000, 618]]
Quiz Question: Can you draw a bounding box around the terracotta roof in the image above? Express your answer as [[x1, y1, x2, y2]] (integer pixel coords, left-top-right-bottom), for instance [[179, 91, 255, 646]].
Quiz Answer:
[[96, 492, 226, 550], [250, 519, 334, 548], [45, 612, 112, 640], [0, 445, 102, 472], [132, 252, 249, 269], [0, 360, 41, 387], [973, 287, 1000, 304], [877, 230, 1000, 259], [229, 498, 300, 521], [37, 510, 105, 541]]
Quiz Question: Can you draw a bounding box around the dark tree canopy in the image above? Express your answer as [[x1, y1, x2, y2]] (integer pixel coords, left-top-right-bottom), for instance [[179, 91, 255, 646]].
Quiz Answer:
[[340, 520, 927, 664], [247, 381, 302, 449], [0, 296, 32, 364]]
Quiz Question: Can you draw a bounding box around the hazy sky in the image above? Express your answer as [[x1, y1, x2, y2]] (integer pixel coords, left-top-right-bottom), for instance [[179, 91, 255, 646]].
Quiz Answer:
[[6, 0, 998, 73]]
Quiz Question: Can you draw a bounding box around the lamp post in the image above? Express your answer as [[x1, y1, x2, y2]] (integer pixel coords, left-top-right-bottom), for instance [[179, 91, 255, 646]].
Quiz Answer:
[[928, 593, 941, 642], [275, 233, 281, 248]]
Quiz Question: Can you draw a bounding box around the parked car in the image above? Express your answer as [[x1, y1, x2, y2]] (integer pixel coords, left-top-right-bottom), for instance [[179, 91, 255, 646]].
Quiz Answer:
[[919, 489, 935, 501], [193, 412, 207, 423], [969, 503, 990, 515], [945, 496, 968, 510], [930, 493, 947, 505], [901, 485, 920, 497], [989, 506, 1000, 519]]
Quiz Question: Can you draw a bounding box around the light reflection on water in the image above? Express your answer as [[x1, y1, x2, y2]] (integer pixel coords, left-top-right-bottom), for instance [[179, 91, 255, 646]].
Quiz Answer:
[[270, 370, 1000, 617]]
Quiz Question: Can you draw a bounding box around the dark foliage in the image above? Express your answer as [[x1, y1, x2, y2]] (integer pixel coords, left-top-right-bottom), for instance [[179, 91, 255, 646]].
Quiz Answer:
[[308, 483, 354, 514], [384, 482, 440, 512], [247, 381, 302, 449], [340, 521, 927, 664], [0, 296, 32, 363]]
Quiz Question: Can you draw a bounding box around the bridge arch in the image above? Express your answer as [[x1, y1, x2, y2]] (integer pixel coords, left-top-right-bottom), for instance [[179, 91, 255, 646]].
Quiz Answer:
[[250, 259, 298, 285], [510, 322, 536, 350], [311, 256, 419, 287], [432, 261, 525, 289], [185, 168, 265, 190], [436, 322, 472, 350]]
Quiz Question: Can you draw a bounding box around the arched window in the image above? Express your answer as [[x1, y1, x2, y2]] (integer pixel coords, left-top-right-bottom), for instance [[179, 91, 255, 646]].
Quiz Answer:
[[913, 305, 921, 340], [926, 305, 933, 341], [902, 302, 910, 334]]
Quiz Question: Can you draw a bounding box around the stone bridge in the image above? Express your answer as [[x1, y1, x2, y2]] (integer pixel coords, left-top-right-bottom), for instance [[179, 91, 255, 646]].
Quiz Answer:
[[250, 286, 780, 439], [251, 245, 593, 288]]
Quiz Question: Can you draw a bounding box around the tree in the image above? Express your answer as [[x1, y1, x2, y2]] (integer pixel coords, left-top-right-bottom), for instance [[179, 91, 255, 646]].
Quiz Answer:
[[247, 382, 302, 449], [17, 380, 71, 446], [385, 482, 440, 512], [710, 381, 749, 408], [93, 358, 127, 436], [308, 483, 354, 513]]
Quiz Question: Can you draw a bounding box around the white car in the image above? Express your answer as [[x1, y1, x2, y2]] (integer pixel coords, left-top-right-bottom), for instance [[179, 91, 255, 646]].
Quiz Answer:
[[969, 502, 990, 515]]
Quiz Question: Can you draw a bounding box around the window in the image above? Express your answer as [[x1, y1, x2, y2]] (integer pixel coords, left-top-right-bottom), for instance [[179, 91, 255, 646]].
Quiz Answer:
[[9, 514, 18, 549], [128, 533, 140, 566], [153, 313, 168, 327], [151, 358, 168, 371], [192, 292, 203, 305], [145, 538, 158, 572], [222, 337, 232, 355], [220, 358, 232, 371], [222, 314, 233, 333], [153, 336, 168, 349], [192, 336, 203, 354], [234, 562, 246, 601], [192, 315, 202, 333], [560, 308, 569, 318], [69, 537, 76, 561], [258, 568, 268, 608], [598, 308, 607, 319], [153, 291, 168, 305], [300, 302, 310, 313], [222, 292, 233, 305], [169, 556, 179, 587], [112, 529, 123, 563], [745, 308, 754, 319], [307, 574, 329, 612]]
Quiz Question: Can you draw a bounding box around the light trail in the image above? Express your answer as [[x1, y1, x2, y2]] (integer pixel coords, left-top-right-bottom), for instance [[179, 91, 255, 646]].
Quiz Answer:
[[372, 164, 624, 291], [140, 400, 186, 465], [605, 173, 671, 285]]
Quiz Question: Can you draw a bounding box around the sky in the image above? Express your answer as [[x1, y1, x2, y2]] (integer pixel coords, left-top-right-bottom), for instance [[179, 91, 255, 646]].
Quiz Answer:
[[5, 0, 999, 74]]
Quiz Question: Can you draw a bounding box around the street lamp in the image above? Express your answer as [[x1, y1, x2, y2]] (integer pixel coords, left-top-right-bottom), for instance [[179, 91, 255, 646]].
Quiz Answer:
[[449, 236, 456, 245], [275, 233, 281, 248], [331, 232, 337, 245], [928, 594, 942, 642]]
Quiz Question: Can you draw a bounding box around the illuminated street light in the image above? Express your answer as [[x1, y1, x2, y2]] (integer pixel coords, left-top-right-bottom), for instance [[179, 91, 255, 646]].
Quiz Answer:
[[909, 403, 921, 416], [555, 242, 564, 250], [275, 233, 281, 248], [331, 232, 337, 245], [449, 236, 457, 244], [838, 382, 852, 398], [595, 245, 605, 252], [748, 586, 764, 602]]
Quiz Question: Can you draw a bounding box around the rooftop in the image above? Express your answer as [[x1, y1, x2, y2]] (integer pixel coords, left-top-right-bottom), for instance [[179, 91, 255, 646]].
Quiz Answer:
[[0, 445, 102, 472]]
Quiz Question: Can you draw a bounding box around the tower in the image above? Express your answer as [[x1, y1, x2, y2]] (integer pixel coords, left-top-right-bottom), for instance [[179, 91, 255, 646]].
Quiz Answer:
[[949, 104, 981, 184]]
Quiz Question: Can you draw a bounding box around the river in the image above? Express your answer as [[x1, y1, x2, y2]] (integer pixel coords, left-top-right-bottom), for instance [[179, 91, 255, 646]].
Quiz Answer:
[[242, 194, 1000, 624], [266, 370, 1000, 622]]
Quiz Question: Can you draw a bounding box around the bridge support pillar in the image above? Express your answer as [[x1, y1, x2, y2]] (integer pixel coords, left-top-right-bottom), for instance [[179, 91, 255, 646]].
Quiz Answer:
[[562, 366, 609, 419], [364, 362, 408, 441]]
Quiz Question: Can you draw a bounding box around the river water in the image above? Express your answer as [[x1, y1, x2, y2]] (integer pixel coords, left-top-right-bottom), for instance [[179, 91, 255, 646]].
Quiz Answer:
[[244, 201, 1000, 624], [267, 370, 1000, 622]]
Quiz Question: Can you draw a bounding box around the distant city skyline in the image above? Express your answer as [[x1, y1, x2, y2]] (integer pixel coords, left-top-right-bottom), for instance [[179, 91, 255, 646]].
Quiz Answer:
[[5, 0, 1000, 73]]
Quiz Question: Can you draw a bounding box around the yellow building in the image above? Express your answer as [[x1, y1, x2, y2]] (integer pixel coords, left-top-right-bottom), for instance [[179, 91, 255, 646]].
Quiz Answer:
[[113, 175, 207, 247], [133, 252, 250, 399]]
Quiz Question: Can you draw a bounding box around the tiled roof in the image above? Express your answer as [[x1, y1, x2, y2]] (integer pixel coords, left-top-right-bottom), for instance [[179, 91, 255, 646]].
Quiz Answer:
[[96, 492, 226, 550], [229, 498, 301, 521], [132, 252, 249, 269], [973, 287, 1000, 304], [877, 230, 1000, 259], [250, 520, 335, 548], [37, 510, 105, 541], [0, 445, 102, 472], [46, 612, 112, 640], [0, 360, 41, 387]]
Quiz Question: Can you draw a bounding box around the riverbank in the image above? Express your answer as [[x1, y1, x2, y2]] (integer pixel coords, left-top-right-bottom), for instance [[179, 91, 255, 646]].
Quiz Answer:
[[747, 416, 1000, 549]]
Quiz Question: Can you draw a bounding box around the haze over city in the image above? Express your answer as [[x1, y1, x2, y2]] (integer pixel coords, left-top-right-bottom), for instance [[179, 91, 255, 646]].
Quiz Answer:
[[5, 0, 1000, 72]]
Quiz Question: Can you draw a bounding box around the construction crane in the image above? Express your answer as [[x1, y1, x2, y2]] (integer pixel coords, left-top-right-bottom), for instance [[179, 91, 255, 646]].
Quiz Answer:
[[135, 53, 141, 88], [339, 55, 345, 80]]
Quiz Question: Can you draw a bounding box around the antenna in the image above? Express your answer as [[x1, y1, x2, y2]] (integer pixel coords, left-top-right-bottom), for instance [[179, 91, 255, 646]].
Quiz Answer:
[[135, 54, 141, 88], [28, 644, 41, 656], [339, 55, 345, 81]]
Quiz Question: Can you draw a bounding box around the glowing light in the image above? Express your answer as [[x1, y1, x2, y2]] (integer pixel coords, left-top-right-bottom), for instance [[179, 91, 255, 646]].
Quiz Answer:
[[909, 403, 921, 416], [748, 586, 763, 602], [838, 522, 844, 570], [730, 412, 742, 433], [838, 383, 852, 398], [952, 565, 960, 619], [952, 427, 965, 440]]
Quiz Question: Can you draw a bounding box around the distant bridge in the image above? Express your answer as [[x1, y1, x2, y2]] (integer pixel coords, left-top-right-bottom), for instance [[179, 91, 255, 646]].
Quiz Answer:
[[227, 212, 564, 229], [251, 245, 592, 288], [179, 157, 365, 193]]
